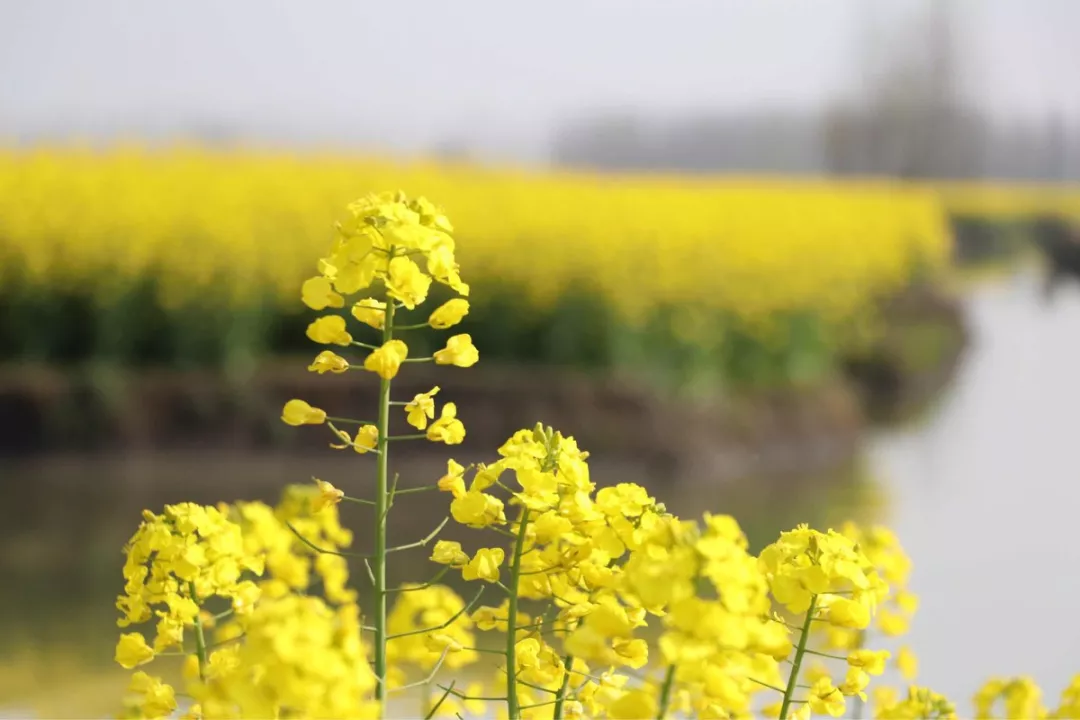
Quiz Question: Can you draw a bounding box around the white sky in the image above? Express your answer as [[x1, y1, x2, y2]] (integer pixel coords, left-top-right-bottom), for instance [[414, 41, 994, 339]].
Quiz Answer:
[[1, 0, 1078, 160]]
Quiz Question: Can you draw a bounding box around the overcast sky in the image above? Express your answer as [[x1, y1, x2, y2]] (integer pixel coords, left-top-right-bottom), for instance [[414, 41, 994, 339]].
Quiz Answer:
[[1, 0, 1078, 161]]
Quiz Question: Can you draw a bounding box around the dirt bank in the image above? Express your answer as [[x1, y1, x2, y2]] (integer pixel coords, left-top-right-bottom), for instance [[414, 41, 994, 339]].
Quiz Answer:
[[0, 361, 865, 485], [0, 288, 967, 481], [843, 285, 969, 424]]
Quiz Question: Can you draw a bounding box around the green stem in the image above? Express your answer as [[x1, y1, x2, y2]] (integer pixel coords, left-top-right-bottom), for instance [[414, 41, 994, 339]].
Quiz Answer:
[[373, 298, 396, 706], [656, 664, 676, 719], [552, 654, 575, 720], [392, 485, 439, 496], [852, 628, 867, 720], [327, 416, 377, 425], [424, 681, 455, 720], [779, 595, 818, 720], [505, 507, 531, 720], [189, 582, 207, 682]]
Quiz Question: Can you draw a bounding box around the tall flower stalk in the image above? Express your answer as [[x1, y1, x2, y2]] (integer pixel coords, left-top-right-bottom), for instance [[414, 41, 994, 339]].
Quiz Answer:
[[283, 192, 477, 708], [371, 300, 394, 699]]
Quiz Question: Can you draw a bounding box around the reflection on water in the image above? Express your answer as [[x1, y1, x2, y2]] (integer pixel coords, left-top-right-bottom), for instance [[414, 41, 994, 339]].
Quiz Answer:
[[2, 271, 1078, 715], [872, 272, 1080, 703]]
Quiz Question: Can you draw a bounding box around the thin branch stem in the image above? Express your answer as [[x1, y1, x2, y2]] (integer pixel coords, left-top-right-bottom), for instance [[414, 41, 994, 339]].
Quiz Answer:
[[326, 416, 376, 425], [520, 565, 564, 576], [389, 647, 452, 693], [189, 583, 207, 682], [436, 685, 506, 702], [513, 677, 560, 695], [393, 484, 440, 496], [853, 629, 868, 720], [286, 521, 370, 558], [779, 595, 818, 720], [749, 677, 787, 693], [388, 566, 450, 593], [424, 682, 456, 720], [388, 586, 485, 640], [656, 664, 676, 719], [552, 654, 575, 720], [386, 517, 449, 553], [372, 297, 396, 704], [505, 507, 531, 720], [520, 700, 560, 710], [382, 472, 401, 522], [206, 633, 245, 651]]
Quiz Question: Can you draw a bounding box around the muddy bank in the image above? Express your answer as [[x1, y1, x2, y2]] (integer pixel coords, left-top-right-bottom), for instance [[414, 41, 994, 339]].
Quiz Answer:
[[842, 286, 968, 424], [0, 288, 967, 480], [0, 362, 864, 486]]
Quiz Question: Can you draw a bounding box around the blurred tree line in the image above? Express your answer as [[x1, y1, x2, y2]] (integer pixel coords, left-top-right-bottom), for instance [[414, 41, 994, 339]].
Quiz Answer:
[[549, 1, 1078, 183]]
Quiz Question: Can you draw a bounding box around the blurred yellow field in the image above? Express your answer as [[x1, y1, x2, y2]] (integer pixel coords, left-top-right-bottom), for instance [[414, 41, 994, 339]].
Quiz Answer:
[[0, 147, 950, 325], [10, 146, 1077, 388]]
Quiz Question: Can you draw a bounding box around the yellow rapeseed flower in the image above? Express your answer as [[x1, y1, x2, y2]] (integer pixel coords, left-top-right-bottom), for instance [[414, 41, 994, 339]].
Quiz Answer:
[[311, 479, 344, 512], [427, 403, 465, 445], [897, 645, 919, 680], [404, 386, 440, 430], [363, 339, 408, 380], [115, 632, 156, 668], [301, 276, 344, 311], [430, 540, 469, 567], [608, 689, 657, 720], [281, 399, 327, 426], [306, 314, 353, 346], [385, 256, 432, 309], [428, 298, 469, 329], [808, 676, 847, 717], [848, 648, 890, 676], [125, 671, 178, 718], [433, 334, 479, 368], [449, 490, 505, 528], [437, 459, 467, 498], [839, 667, 870, 699], [351, 298, 387, 329], [307, 350, 349, 374]]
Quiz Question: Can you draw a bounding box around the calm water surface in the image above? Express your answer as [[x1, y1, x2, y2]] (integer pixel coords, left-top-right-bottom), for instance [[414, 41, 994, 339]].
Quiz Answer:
[[872, 272, 1080, 702], [2, 272, 1079, 715]]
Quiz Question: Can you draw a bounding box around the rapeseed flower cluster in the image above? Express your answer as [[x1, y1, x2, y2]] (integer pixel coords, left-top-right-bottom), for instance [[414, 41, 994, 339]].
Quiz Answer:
[[115, 493, 380, 719], [970, 674, 1080, 719], [813, 522, 920, 682], [116, 503, 265, 670], [114, 191, 1080, 719]]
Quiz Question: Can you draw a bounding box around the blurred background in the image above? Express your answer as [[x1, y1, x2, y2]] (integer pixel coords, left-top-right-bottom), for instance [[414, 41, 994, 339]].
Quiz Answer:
[[3, 0, 1080, 715]]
